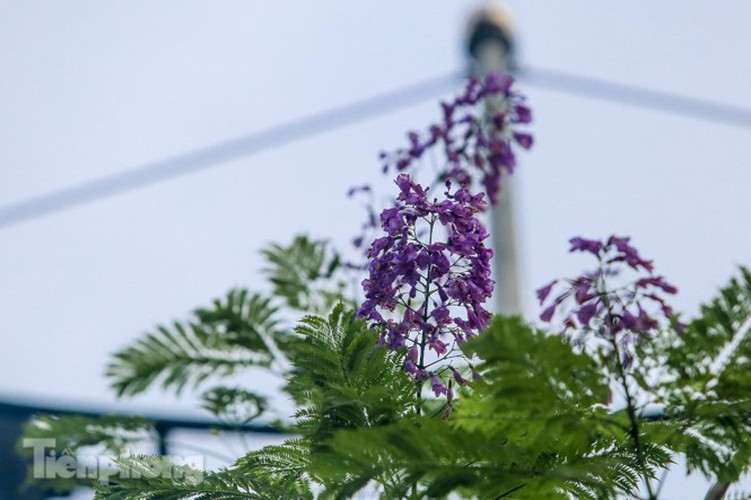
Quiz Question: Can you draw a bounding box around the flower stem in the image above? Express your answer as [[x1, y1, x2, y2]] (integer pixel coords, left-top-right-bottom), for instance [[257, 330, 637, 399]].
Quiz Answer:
[[416, 215, 437, 414], [599, 276, 656, 500]]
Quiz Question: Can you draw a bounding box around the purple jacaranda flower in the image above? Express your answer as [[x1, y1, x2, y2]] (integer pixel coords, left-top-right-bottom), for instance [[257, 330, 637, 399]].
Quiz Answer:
[[643, 293, 676, 319], [569, 237, 603, 256], [381, 207, 405, 236], [637, 305, 659, 332], [432, 306, 452, 325], [404, 358, 420, 377], [573, 277, 595, 304], [379, 72, 533, 208], [484, 72, 514, 94], [408, 345, 419, 364], [607, 236, 654, 273], [536, 280, 557, 304], [513, 105, 532, 124], [636, 276, 678, 294], [357, 174, 495, 385], [450, 366, 467, 386], [513, 132, 534, 150], [538, 235, 682, 356], [429, 336, 448, 355], [349, 73, 533, 274], [431, 375, 447, 397], [621, 309, 640, 331], [576, 302, 599, 327], [540, 303, 557, 322]]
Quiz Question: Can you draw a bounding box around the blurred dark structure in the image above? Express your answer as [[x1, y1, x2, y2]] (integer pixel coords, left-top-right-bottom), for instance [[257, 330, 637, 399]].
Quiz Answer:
[[0, 398, 285, 499], [0, 405, 47, 499]]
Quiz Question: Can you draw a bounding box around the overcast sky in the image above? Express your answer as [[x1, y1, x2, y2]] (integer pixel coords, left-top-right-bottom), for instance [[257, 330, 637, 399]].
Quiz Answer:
[[2, 1, 751, 497]]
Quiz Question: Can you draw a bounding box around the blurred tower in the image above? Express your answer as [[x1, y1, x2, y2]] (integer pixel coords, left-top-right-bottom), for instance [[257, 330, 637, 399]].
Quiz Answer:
[[465, 3, 522, 316]]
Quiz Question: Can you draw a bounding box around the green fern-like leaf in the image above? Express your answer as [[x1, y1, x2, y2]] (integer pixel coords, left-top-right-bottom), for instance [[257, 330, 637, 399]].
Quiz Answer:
[[311, 316, 649, 499], [106, 290, 282, 397], [651, 267, 751, 483], [19, 415, 154, 455], [262, 235, 347, 314], [94, 455, 268, 500], [234, 438, 313, 497], [201, 387, 268, 425], [96, 441, 315, 500], [286, 305, 415, 444]]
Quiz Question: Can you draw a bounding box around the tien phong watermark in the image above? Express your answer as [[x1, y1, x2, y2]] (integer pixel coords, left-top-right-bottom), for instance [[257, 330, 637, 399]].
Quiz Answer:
[[22, 438, 205, 482]]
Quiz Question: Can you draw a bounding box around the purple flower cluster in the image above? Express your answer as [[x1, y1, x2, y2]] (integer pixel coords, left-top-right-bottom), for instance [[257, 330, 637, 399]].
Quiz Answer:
[[537, 236, 681, 366], [356, 174, 494, 394], [380, 72, 533, 206]]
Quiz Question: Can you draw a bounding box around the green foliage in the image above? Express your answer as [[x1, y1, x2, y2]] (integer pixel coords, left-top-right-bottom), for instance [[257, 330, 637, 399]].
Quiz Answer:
[[17, 235, 346, 496], [238, 306, 416, 499], [84, 268, 751, 499], [458, 316, 611, 438], [94, 455, 273, 500], [106, 289, 282, 397], [20, 415, 154, 455], [90, 306, 415, 499], [106, 235, 347, 399], [98, 448, 317, 500], [455, 316, 660, 499], [287, 305, 415, 443], [310, 317, 671, 499], [201, 387, 268, 425], [20, 234, 751, 499], [234, 438, 313, 498], [262, 235, 346, 314], [648, 267, 751, 483]]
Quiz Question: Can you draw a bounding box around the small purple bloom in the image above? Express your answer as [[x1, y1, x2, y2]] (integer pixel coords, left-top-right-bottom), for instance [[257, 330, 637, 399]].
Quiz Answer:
[[574, 278, 594, 304], [404, 358, 420, 376], [430, 336, 448, 355], [431, 306, 451, 325], [513, 132, 534, 149], [576, 302, 599, 326], [450, 366, 467, 386], [635, 276, 678, 294], [484, 72, 514, 94], [538, 234, 681, 356], [431, 375, 447, 397], [536, 280, 557, 304], [607, 235, 654, 272], [378, 72, 533, 208], [513, 105, 532, 124], [569, 237, 603, 256], [540, 303, 557, 322], [621, 310, 639, 331]]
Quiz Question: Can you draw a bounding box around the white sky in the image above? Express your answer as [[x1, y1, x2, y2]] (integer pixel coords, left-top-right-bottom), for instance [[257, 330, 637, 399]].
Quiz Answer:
[[2, 1, 751, 497]]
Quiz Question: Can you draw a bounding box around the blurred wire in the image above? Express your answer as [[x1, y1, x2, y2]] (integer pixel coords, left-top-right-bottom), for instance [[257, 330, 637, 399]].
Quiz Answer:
[[519, 66, 751, 128], [0, 72, 463, 229], [2, 67, 751, 230]]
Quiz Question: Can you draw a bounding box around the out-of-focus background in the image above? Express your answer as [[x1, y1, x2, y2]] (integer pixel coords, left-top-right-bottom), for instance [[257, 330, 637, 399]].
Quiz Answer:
[[1, 1, 750, 498]]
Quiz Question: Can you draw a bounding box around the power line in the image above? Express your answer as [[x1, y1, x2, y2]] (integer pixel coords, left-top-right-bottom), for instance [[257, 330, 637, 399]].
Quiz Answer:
[[2, 68, 751, 230], [518, 66, 751, 128], [0, 72, 463, 229]]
